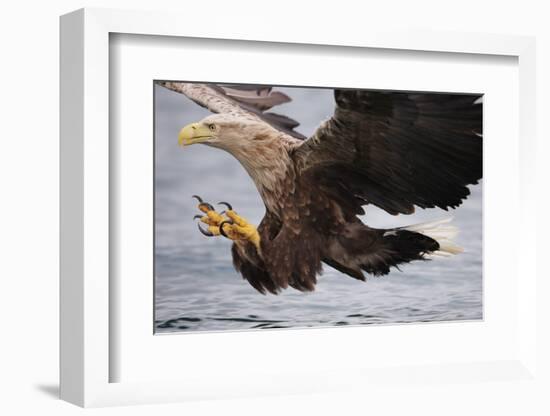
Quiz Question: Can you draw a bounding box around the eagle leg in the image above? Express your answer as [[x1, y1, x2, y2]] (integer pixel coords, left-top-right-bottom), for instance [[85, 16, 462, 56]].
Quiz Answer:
[[219, 210, 261, 251]]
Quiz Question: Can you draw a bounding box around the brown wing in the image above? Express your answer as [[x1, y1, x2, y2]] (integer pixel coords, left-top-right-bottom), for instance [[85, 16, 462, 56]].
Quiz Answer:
[[294, 89, 483, 215], [158, 81, 305, 139]]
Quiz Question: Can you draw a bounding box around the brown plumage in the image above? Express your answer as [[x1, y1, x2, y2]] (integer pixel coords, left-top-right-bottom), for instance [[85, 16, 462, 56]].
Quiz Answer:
[[160, 82, 482, 294]]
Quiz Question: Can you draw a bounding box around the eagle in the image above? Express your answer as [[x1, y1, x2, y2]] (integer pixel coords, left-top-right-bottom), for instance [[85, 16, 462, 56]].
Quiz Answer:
[[159, 82, 482, 294]]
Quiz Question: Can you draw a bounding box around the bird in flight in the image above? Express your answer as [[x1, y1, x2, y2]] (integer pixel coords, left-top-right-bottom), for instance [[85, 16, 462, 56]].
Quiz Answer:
[[159, 82, 482, 294]]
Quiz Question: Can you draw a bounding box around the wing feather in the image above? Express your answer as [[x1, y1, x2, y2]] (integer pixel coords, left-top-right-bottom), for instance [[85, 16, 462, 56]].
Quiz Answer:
[[158, 81, 305, 139], [295, 89, 483, 215]]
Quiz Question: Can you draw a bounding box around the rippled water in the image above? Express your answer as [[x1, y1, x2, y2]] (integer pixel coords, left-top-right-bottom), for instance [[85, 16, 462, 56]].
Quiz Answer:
[[154, 84, 483, 334]]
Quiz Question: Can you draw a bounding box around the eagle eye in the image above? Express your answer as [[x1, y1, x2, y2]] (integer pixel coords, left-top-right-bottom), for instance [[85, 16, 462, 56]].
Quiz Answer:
[[208, 123, 216, 131]]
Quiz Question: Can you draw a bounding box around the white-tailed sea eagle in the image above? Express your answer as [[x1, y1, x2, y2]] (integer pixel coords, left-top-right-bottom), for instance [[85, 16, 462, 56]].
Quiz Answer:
[[159, 82, 482, 294]]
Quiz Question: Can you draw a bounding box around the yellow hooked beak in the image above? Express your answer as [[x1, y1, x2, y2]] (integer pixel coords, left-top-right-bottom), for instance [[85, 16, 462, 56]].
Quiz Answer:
[[178, 122, 213, 146]]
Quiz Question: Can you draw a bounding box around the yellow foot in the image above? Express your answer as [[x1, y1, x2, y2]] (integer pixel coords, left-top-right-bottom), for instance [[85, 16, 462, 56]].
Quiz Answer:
[[192, 195, 226, 236], [192, 196, 261, 250], [219, 209, 261, 251]]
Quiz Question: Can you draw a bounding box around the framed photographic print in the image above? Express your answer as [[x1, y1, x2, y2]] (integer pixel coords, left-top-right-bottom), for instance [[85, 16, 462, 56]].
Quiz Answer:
[[153, 81, 483, 334], [60, 7, 539, 408]]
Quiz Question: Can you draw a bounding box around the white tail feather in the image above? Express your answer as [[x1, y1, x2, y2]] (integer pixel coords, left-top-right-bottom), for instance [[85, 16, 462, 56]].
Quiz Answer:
[[402, 217, 463, 257]]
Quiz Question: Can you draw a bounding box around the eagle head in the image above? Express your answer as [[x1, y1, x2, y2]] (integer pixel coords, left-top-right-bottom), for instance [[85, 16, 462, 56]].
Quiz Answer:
[[178, 114, 264, 151]]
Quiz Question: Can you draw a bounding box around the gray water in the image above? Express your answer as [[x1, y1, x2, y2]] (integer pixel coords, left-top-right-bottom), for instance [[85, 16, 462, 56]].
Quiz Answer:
[[154, 83, 483, 334]]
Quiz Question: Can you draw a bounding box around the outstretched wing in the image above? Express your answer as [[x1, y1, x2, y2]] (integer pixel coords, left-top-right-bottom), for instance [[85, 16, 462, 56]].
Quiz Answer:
[[158, 81, 306, 139], [294, 89, 483, 215]]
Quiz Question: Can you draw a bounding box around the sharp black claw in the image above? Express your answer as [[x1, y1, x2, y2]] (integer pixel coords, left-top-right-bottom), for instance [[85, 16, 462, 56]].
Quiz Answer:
[[193, 215, 202, 220], [218, 201, 233, 211], [192, 195, 214, 211], [197, 222, 214, 237], [219, 220, 234, 238]]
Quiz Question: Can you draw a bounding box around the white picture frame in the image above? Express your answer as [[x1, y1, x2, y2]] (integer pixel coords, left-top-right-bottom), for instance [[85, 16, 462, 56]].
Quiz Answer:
[[60, 7, 538, 408]]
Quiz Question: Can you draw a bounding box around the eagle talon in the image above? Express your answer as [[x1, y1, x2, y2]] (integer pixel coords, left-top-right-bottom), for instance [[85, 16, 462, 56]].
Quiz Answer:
[[193, 196, 228, 237], [218, 201, 233, 210], [218, 215, 261, 250], [200, 202, 215, 212], [191, 197, 260, 249], [192, 195, 214, 212], [197, 222, 215, 237], [219, 220, 234, 238]]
